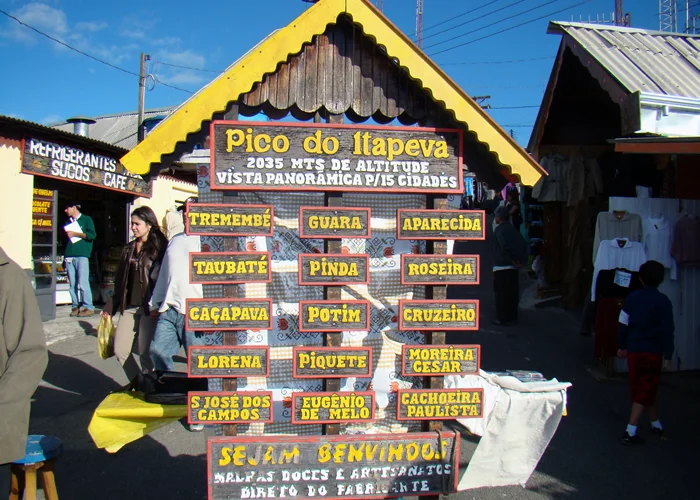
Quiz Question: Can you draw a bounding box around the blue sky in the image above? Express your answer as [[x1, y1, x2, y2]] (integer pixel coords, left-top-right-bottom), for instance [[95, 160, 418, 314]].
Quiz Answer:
[[0, 0, 677, 145]]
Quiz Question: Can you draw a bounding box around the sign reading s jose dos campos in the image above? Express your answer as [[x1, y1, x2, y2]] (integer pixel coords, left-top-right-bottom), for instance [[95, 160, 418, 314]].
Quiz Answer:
[[211, 121, 463, 193]]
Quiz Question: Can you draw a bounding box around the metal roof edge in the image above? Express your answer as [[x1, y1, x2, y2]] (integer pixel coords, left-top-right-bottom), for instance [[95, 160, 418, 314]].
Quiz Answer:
[[639, 92, 700, 111], [548, 20, 700, 38]]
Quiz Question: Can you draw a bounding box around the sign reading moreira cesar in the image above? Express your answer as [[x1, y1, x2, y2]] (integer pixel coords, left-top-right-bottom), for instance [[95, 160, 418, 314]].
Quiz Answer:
[[208, 432, 460, 499], [211, 121, 463, 193], [402, 345, 480, 376], [22, 137, 152, 197]]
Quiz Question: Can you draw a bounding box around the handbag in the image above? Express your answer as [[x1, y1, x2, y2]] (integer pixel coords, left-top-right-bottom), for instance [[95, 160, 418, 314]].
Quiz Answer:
[[97, 315, 116, 359]]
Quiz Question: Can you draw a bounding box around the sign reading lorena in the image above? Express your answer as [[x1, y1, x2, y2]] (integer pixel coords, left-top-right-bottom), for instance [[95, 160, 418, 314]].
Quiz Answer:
[[298, 300, 370, 332], [187, 346, 270, 378], [293, 346, 373, 379], [401, 254, 480, 285], [190, 252, 271, 284], [299, 207, 371, 239], [396, 389, 484, 420], [186, 298, 273, 331], [189, 391, 273, 424], [298, 254, 369, 286], [292, 392, 375, 424], [185, 203, 273, 236], [208, 432, 460, 499], [402, 345, 480, 376], [397, 209, 485, 240], [399, 300, 479, 331], [210, 121, 463, 194]]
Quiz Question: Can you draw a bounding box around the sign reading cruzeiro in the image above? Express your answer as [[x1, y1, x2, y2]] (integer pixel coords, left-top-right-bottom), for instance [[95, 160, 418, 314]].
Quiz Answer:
[[293, 346, 373, 378], [189, 391, 274, 424], [397, 209, 485, 240], [396, 389, 484, 420], [187, 346, 270, 378], [185, 203, 273, 236], [399, 300, 479, 331], [186, 299, 273, 331], [291, 391, 375, 424], [190, 252, 271, 284], [402, 345, 480, 376], [299, 207, 371, 239], [210, 121, 463, 194], [401, 254, 480, 285], [298, 254, 369, 286], [298, 300, 370, 332]]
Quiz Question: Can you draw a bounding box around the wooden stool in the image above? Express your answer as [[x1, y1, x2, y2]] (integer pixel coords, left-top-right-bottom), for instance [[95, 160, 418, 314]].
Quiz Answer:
[[10, 435, 62, 500]]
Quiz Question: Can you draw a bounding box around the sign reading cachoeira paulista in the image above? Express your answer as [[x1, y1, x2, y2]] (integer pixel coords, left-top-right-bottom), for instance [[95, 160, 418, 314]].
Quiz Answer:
[[298, 300, 370, 332], [399, 300, 479, 331], [185, 203, 273, 236], [292, 391, 375, 424], [293, 346, 373, 378], [188, 391, 274, 424], [22, 137, 152, 197], [298, 254, 369, 285], [397, 209, 485, 240], [210, 121, 463, 193], [401, 254, 480, 285], [186, 298, 273, 331], [402, 345, 480, 376], [187, 346, 270, 378], [396, 389, 484, 420], [190, 252, 271, 284], [208, 432, 460, 499], [299, 207, 371, 239]]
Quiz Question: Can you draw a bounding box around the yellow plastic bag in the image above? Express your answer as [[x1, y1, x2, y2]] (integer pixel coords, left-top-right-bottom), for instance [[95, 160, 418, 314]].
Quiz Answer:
[[97, 314, 115, 359]]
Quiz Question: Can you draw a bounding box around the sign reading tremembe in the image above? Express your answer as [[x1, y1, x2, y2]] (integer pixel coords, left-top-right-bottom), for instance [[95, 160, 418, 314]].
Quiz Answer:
[[185, 203, 273, 236], [211, 121, 463, 194], [208, 432, 460, 499]]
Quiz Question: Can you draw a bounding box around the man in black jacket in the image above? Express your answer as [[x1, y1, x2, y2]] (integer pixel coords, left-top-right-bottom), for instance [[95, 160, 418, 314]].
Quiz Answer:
[[492, 205, 528, 325]]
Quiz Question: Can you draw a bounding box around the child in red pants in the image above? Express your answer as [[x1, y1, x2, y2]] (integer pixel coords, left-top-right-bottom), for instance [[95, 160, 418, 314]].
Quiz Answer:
[[617, 260, 674, 445]]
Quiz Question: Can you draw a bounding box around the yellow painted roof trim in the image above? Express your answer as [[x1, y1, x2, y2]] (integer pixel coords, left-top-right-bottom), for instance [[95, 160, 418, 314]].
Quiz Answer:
[[121, 0, 545, 186]]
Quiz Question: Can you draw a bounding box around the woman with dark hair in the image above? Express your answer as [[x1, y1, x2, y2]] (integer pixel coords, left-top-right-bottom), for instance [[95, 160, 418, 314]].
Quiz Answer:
[[102, 206, 168, 381]]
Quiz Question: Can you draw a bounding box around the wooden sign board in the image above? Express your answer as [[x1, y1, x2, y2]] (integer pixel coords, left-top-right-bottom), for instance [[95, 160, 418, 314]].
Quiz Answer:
[[187, 346, 270, 378], [185, 203, 273, 236], [400, 254, 480, 285], [291, 391, 375, 424], [299, 207, 371, 239], [32, 188, 55, 232], [190, 252, 271, 284], [293, 346, 372, 379], [208, 432, 460, 499], [401, 345, 480, 376], [396, 389, 484, 420], [298, 254, 369, 286], [210, 121, 463, 194], [298, 300, 370, 332], [399, 300, 479, 331], [186, 298, 273, 331], [188, 391, 274, 424], [396, 209, 485, 240]]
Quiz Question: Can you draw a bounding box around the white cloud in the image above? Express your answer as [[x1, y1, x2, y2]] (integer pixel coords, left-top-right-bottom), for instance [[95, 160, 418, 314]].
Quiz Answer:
[[40, 114, 62, 125], [2, 2, 68, 44], [156, 49, 206, 69], [154, 49, 210, 88], [76, 21, 108, 32], [152, 36, 182, 47]]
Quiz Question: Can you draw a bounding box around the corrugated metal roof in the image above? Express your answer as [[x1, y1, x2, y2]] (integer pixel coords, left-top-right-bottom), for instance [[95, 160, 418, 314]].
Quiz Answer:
[[52, 106, 174, 150], [549, 22, 700, 98]]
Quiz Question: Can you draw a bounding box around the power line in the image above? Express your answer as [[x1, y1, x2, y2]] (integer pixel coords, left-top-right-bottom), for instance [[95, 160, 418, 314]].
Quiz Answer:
[[429, 0, 590, 57], [500, 124, 535, 127], [157, 61, 220, 74], [440, 56, 554, 66], [489, 105, 541, 109], [153, 76, 194, 94], [409, 0, 502, 36]]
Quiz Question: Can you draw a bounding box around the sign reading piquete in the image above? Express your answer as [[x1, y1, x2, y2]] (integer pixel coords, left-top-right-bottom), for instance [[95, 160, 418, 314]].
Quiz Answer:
[[293, 346, 372, 378], [190, 252, 271, 284], [185, 203, 273, 236], [211, 121, 463, 193]]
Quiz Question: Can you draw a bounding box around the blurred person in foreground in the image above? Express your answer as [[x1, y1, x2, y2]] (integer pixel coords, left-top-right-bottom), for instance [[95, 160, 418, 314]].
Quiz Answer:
[[492, 205, 528, 326]]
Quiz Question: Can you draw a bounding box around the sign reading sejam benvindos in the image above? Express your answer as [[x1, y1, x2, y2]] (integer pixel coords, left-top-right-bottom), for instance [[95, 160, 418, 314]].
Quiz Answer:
[[210, 121, 463, 193]]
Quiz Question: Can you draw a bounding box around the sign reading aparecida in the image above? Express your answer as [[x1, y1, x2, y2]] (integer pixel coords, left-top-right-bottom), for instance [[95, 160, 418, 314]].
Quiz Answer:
[[211, 121, 463, 194]]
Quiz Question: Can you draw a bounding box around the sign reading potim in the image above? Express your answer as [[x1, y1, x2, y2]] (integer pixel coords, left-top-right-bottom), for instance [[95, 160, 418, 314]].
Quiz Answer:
[[293, 346, 373, 379], [185, 203, 273, 236], [208, 432, 460, 500], [402, 345, 480, 376], [22, 137, 152, 197], [399, 300, 479, 331], [190, 252, 271, 284], [210, 121, 463, 194], [188, 391, 274, 424], [299, 207, 371, 239], [291, 391, 375, 424], [298, 254, 369, 286], [298, 300, 370, 332], [396, 389, 484, 420], [186, 298, 273, 331], [401, 254, 480, 285], [187, 346, 270, 378], [397, 209, 485, 240]]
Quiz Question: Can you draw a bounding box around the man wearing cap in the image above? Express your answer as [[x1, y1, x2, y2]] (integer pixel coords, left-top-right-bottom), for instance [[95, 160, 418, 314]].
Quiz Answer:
[[492, 205, 528, 326], [64, 202, 97, 317]]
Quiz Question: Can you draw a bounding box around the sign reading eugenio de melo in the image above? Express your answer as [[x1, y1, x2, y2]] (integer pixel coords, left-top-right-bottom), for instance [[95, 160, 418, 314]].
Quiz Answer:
[[211, 121, 463, 193]]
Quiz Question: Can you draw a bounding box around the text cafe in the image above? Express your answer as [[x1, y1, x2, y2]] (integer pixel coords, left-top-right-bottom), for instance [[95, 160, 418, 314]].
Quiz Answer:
[[0, 115, 152, 320]]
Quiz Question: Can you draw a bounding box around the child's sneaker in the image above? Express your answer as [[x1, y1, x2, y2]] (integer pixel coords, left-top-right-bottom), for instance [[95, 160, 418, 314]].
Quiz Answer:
[[620, 432, 645, 445], [650, 426, 664, 436]]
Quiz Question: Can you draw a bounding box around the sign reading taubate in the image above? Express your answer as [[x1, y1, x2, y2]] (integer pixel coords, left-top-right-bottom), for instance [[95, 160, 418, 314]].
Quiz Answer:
[[190, 252, 271, 284], [186, 298, 273, 331], [293, 346, 373, 378], [298, 300, 370, 332], [291, 391, 375, 424], [299, 207, 371, 239], [396, 389, 484, 420], [188, 391, 274, 424], [397, 209, 485, 240], [185, 203, 273, 236], [187, 346, 270, 378], [298, 254, 369, 286], [401, 254, 480, 285], [211, 121, 463, 194], [399, 300, 479, 331], [402, 345, 480, 376]]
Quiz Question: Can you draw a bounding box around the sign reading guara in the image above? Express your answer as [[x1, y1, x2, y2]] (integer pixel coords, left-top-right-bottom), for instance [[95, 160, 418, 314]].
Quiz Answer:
[[299, 207, 371, 239]]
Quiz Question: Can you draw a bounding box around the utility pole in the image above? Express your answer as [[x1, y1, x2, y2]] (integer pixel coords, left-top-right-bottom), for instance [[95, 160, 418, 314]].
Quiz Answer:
[[416, 0, 424, 48], [659, 0, 678, 31], [137, 52, 151, 144]]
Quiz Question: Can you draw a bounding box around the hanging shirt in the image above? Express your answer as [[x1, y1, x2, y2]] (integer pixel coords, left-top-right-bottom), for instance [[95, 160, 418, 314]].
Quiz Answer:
[[643, 215, 677, 280], [593, 211, 643, 262], [532, 154, 569, 202], [671, 215, 700, 266], [591, 239, 647, 302]]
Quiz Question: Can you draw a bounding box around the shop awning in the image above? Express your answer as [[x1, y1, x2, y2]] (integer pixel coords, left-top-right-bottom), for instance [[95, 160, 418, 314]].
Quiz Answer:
[[610, 136, 700, 154], [120, 0, 545, 187]]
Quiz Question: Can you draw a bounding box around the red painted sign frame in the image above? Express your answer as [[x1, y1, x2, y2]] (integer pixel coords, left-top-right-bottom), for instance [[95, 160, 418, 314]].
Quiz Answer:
[[396, 208, 486, 240], [185, 298, 273, 332], [400, 344, 481, 376], [292, 346, 373, 379], [400, 254, 481, 285], [395, 388, 485, 421], [298, 206, 372, 239], [187, 345, 271, 378], [184, 202, 274, 237], [297, 253, 370, 286], [398, 299, 480, 331], [297, 300, 371, 332], [188, 391, 274, 424], [290, 391, 376, 425], [189, 251, 272, 284]]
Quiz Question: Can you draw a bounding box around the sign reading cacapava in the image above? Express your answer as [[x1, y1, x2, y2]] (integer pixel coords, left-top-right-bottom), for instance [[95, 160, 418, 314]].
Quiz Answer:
[[210, 121, 463, 193]]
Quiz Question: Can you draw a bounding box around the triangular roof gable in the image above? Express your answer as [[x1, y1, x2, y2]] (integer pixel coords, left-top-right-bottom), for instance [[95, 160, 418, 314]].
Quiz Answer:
[[121, 0, 544, 186]]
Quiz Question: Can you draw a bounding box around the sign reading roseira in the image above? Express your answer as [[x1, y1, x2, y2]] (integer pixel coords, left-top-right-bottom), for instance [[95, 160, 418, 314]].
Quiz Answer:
[[211, 121, 463, 194]]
